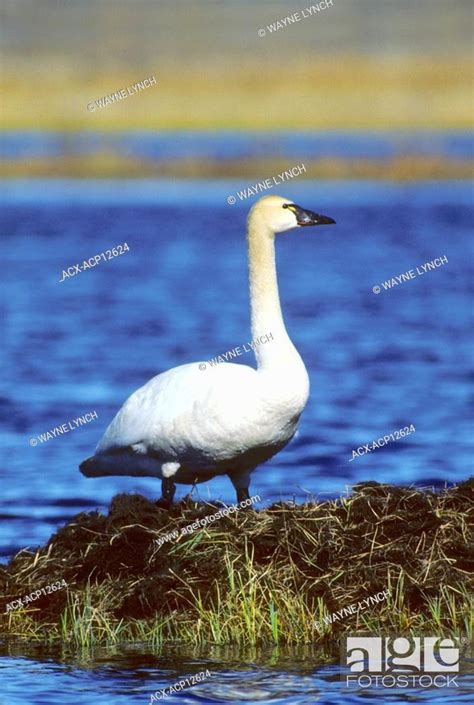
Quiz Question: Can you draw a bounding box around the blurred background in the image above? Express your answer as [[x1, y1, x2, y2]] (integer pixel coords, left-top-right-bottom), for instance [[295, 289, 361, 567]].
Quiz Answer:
[[1, 0, 473, 178], [1, 0, 473, 556]]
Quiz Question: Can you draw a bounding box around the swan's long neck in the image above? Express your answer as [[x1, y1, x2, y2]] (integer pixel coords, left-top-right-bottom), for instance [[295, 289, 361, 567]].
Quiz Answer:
[[247, 215, 303, 371]]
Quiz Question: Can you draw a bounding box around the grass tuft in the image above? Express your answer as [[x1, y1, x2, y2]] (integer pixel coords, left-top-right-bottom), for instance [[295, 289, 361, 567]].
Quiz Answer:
[[1, 480, 472, 647]]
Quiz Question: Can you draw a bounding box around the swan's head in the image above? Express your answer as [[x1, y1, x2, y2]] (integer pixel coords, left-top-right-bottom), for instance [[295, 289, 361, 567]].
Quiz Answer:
[[248, 195, 335, 234]]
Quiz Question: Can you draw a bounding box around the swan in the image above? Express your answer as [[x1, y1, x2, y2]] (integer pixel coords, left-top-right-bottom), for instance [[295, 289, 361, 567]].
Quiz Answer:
[[80, 195, 335, 506]]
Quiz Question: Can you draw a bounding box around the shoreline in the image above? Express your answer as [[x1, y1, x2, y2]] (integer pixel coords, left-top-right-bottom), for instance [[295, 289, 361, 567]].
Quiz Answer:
[[1, 155, 472, 180]]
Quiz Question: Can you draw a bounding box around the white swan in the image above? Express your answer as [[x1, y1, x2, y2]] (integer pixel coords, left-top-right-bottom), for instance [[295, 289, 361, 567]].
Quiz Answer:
[[80, 195, 335, 506]]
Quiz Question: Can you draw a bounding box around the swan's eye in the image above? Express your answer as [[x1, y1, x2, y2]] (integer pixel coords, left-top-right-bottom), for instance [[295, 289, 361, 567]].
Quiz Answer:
[[282, 204, 289, 209]]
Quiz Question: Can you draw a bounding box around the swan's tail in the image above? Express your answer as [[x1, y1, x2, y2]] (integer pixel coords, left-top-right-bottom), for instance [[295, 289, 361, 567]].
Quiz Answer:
[[79, 452, 162, 478]]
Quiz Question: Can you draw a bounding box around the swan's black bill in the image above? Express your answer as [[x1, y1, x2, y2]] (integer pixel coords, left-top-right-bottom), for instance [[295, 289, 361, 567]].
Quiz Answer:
[[285, 203, 336, 227]]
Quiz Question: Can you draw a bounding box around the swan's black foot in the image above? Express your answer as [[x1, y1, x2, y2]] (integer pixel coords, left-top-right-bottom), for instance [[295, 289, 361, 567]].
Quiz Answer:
[[236, 487, 251, 503], [236, 485, 256, 510], [228, 471, 255, 509], [156, 478, 176, 510]]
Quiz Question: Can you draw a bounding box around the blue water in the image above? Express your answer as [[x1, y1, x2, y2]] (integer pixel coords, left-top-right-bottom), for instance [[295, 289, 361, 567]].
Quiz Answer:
[[0, 643, 472, 705], [1, 130, 473, 160], [1, 178, 473, 561], [1, 171, 473, 702]]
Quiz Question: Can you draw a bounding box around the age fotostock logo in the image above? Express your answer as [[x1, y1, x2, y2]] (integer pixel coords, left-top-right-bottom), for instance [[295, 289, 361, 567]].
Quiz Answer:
[[342, 636, 460, 689]]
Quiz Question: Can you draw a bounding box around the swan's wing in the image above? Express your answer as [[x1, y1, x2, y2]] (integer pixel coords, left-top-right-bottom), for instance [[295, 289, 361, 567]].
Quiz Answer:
[[95, 361, 259, 458]]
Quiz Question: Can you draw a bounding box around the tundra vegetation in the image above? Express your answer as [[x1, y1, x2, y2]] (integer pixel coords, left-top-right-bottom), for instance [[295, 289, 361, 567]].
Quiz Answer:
[[0, 481, 472, 651]]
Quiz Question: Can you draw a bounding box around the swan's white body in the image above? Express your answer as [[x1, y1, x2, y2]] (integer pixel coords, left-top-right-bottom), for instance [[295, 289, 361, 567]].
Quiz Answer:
[[80, 195, 335, 503]]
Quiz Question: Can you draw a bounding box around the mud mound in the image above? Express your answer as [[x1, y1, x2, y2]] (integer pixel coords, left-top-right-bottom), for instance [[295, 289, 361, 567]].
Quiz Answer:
[[1, 481, 472, 643]]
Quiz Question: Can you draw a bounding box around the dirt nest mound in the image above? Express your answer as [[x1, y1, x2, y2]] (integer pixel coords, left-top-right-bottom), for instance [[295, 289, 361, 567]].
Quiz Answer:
[[1, 480, 472, 644]]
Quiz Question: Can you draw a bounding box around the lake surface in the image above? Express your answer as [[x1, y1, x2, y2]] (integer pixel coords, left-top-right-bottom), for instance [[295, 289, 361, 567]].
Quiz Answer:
[[1, 178, 473, 559], [1, 173, 473, 704], [1, 130, 473, 161], [0, 642, 473, 705]]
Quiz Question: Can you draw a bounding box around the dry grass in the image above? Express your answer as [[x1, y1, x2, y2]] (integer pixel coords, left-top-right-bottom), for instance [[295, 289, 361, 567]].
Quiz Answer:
[[0, 480, 472, 648], [1, 55, 473, 130]]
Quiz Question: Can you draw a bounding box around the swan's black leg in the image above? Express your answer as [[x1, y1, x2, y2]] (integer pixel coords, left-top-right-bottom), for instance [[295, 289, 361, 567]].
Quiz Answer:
[[156, 478, 176, 509], [236, 487, 251, 503], [229, 471, 254, 507]]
